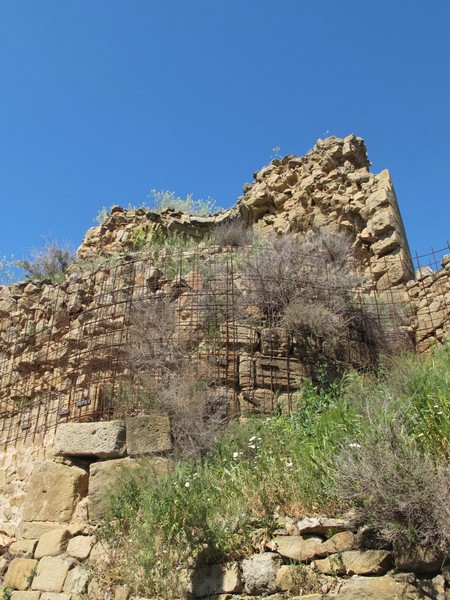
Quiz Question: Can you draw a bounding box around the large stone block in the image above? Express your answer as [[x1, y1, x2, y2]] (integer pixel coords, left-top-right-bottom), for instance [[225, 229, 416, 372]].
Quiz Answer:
[[34, 528, 70, 559], [55, 421, 126, 458], [242, 552, 282, 595], [88, 457, 169, 522], [125, 413, 172, 456], [22, 462, 88, 525], [10, 592, 42, 600], [314, 549, 392, 575], [66, 535, 96, 560], [188, 562, 243, 597], [335, 575, 419, 599], [31, 556, 74, 592], [4, 557, 38, 591], [267, 535, 324, 562]]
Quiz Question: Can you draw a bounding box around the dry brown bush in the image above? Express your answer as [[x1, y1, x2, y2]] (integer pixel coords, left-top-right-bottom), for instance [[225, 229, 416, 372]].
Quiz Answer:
[[334, 423, 450, 555], [210, 219, 254, 247], [127, 296, 230, 458]]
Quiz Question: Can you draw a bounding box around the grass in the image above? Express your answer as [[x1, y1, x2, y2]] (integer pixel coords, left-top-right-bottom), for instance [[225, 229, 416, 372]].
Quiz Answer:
[[99, 345, 450, 598]]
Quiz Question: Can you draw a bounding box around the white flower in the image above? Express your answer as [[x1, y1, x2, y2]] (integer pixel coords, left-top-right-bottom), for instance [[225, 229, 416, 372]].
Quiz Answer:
[[232, 451, 239, 459], [184, 481, 190, 488], [249, 435, 257, 442], [286, 460, 293, 468], [348, 443, 361, 449], [248, 444, 256, 449]]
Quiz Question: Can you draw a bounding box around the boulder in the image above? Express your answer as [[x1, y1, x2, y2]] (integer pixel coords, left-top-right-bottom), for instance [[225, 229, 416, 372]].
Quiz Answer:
[[267, 535, 324, 562]]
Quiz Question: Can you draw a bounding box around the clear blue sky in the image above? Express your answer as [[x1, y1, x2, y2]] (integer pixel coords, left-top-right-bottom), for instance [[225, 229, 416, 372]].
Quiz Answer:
[[1, 1, 449, 264]]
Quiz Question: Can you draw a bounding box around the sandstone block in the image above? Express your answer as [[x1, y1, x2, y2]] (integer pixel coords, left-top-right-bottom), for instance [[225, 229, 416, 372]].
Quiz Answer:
[[242, 552, 282, 595], [335, 575, 419, 599], [320, 531, 356, 556], [31, 556, 74, 592], [125, 413, 172, 456], [20, 523, 66, 542], [4, 557, 38, 591], [63, 565, 90, 594], [40, 594, 72, 600], [10, 592, 42, 600], [34, 529, 70, 559], [219, 322, 259, 351], [88, 457, 168, 522], [267, 535, 324, 562], [188, 562, 242, 596], [65, 534, 96, 560], [9, 540, 38, 558], [275, 564, 320, 593], [314, 549, 392, 575], [297, 516, 350, 536], [22, 462, 88, 524], [55, 421, 126, 458]]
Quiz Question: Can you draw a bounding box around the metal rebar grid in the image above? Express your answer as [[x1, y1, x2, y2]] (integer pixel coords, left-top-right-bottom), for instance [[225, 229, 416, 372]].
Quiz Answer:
[[0, 242, 449, 448]]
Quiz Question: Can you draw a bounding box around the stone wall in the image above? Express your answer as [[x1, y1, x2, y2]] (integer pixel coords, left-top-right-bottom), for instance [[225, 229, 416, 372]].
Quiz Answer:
[[1, 422, 449, 599], [78, 135, 414, 291]]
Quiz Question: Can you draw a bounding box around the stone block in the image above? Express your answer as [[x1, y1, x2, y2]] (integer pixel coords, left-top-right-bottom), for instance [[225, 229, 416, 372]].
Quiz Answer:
[[4, 557, 38, 591], [297, 516, 350, 536], [31, 556, 74, 592], [10, 592, 42, 600], [275, 564, 320, 593], [40, 594, 72, 600], [22, 462, 88, 524], [126, 413, 172, 456], [55, 421, 126, 458], [335, 575, 419, 599], [66, 535, 96, 560], [314, 549, 392, 575], [242, 552, 282, 595], [20, 523, 65, 542], [267, 535, 324, 562], [219, 322, 259, 351], [63, 565, 90, 594], [319, 531, 356, 556], [255, 354, 306, 390], [88, 457, 169, 522], [9, 540, 38, 558], [188, 562, 243, 596], [34, 529, 70, 559]]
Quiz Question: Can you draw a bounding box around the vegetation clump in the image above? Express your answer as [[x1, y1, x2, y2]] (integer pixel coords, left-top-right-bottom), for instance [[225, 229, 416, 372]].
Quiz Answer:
[[100, 346, 450, 598]]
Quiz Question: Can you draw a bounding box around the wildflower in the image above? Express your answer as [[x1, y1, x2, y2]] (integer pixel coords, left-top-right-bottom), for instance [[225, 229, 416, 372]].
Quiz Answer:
[[248, 444, 256, 449], [232, 451, 239, 459], [348, 443, 361, 449], [184, 481, 190, 488], [286, 460, 293, 468], [249, 435, 257, 442]]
